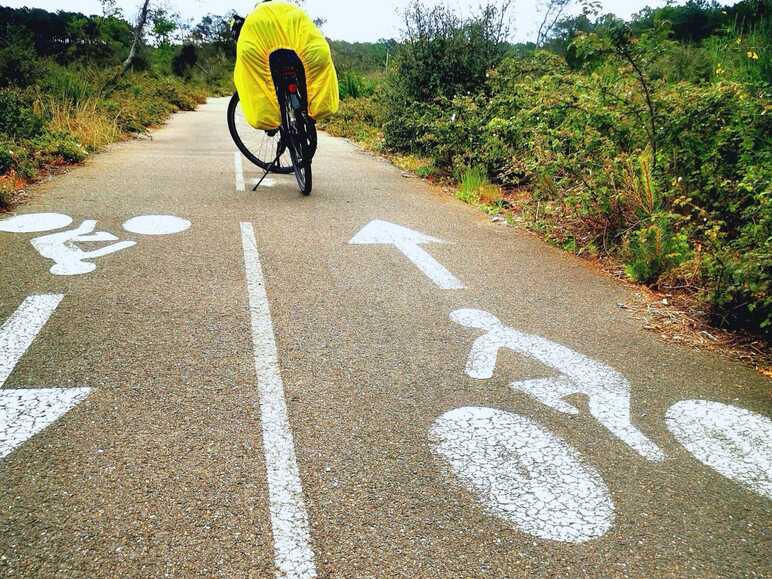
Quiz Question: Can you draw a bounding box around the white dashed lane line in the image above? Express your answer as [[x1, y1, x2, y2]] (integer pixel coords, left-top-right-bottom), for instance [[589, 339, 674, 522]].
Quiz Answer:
[[235, 151, 246, 192]]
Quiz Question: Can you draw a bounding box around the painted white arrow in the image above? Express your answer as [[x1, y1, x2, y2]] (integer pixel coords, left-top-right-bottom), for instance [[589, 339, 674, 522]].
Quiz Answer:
[[0, 388, 91, 459], [1, 295, 92, 460], [349, 220, 464, 290]]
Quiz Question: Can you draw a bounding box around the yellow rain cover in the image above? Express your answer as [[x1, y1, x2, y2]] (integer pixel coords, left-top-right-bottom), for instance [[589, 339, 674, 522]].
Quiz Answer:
[[234, 2, 339, 130]]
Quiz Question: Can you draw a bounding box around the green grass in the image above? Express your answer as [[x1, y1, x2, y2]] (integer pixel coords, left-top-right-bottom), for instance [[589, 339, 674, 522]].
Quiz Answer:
[[455, 166, 489, 205]]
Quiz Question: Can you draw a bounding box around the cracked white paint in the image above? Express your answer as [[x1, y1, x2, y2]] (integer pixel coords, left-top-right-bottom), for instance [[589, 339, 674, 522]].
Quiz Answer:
[[30, 220, 137, 276], [350, 220, 464, 289], [451, 309, 665, 462], [666, 400, 772, 500], [1, 294, 63, 387], [122, 215, 191, 236], [241, 222, 316, 578], [430, 406, 615, 543], [0, 388, 91, 459], [0, 213, 73, 233]]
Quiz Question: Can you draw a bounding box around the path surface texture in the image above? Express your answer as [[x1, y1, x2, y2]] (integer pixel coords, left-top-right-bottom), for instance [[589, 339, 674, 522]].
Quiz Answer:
[[0, 98, 770, 578]]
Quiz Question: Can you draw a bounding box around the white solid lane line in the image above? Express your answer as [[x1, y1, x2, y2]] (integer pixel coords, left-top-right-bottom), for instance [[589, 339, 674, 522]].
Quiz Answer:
[[235, 151, 246, 192], [0, 294, 64, 388], [240, 223, 317, 579]]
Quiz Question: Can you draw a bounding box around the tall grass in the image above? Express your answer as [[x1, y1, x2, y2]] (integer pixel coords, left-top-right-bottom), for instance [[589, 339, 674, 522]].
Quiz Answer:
[[33, 96, 121, 152], [455, 166, 502, 206]]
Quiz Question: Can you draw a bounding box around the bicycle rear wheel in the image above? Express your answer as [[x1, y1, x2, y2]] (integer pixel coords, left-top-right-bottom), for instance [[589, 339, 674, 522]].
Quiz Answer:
[[284, 98, 313, 195], [227, 92, 294, 175]]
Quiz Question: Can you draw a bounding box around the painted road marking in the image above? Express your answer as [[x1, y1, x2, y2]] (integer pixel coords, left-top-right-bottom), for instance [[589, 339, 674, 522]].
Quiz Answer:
[[666, 400, 772, 500], [235, 151, 246, 192], [1, 295, 64, 387], [430, 407, 615, 543], [251, 177, 276, 188], [0, 388, 91, 459], [0, 213, 72, 233], [240, 222, 317, 579], [0, 213, 190, 276], [32, 220, 137, 276], [451, 309, 666, 462], [122, 215, 191, 236], [1, 295, 92, 459], [349, 220, 464, 290]]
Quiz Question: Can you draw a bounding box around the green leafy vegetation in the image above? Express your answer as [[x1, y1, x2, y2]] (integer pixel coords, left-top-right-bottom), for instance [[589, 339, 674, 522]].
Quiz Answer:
[[321, 0, 771, 337]]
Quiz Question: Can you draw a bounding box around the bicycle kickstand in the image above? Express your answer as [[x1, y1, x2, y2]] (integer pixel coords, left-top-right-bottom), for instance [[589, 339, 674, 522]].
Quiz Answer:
[[252, 153, 282, 191]]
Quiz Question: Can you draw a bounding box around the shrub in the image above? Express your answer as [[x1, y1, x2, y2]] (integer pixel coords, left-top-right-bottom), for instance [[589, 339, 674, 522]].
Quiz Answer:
[[657, 81, 771, 236], [33, 131, 88, 164], [624, 213, 692, 283], [0, 90, 44, 140], [39, 64, 101, 104], [338, 71, 375, 100], [351, 16, 770, 335], [391, 1, 511, 103], [319, 96, 384, 148]]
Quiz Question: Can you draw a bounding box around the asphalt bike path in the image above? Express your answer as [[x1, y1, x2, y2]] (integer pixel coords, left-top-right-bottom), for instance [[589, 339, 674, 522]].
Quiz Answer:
[[0, 98, 769, 577]]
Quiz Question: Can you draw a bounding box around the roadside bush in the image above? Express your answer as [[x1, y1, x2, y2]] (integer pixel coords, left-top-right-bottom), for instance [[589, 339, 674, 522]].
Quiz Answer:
[[39, 63, 102, 105], [657, 81, 771, 235], [703, 189, 771, 333], [0, 90, 43, 139], [33, 130, 88, 164], [172, 44, 198, 79], [624, 212, 692, 283], [319, 95, 384, 147]]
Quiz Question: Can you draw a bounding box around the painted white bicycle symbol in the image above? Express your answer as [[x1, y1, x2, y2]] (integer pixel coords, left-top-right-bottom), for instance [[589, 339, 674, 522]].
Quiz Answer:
[[0, 213, 191, 276], [430, 308, 772, 544]]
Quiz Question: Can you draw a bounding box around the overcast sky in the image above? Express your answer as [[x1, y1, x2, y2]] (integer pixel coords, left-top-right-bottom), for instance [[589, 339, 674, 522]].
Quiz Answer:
[[1, 0, 675, 42]]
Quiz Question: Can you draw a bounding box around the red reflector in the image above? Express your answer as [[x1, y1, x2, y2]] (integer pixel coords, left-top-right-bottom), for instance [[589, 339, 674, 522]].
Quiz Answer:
[[288, 83, 298, 94]]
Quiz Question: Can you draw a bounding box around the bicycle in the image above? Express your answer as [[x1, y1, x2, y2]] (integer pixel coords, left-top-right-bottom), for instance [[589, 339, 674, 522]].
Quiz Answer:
[[228, 49, 317, 196], [228, 13, 321, 196]]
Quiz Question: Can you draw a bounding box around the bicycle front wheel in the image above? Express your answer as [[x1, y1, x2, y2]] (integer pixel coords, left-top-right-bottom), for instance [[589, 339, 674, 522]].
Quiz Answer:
[[227, 92, 294, 175]]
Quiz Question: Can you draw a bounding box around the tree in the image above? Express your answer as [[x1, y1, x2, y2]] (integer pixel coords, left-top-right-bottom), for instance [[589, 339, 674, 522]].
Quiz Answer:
[[536, 0, 601, 46], [392, 0, 513, 102], [100, 0, 122, 19], [121, 0, 151, 75], [149, 7, 178, 47]]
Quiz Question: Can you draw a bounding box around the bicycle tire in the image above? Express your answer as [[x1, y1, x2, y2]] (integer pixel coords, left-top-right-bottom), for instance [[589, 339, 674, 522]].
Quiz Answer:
[[282, 94, 313, 195], [227, 92, 294, 175], [287, 132, 312, 195]]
